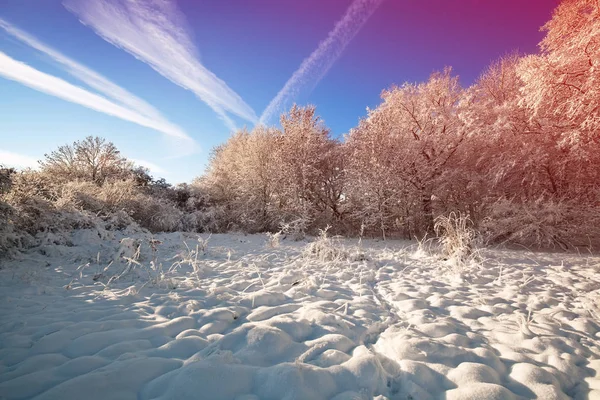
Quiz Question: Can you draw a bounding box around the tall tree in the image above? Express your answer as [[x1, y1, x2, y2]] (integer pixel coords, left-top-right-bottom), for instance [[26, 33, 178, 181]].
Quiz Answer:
[[275, 105, 344, 228], [516, 0, 600, 198], [347, 69, 466, 235], [518, 0, 600, 149]]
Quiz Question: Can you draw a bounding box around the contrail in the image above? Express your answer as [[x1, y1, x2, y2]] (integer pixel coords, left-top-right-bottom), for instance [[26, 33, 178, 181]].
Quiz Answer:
[[260, 0, 384, 125], [0, 51, 195, 144], [0, 18, 197, 153], [64, 0, 258, 130], [0, 18, 167, 123]]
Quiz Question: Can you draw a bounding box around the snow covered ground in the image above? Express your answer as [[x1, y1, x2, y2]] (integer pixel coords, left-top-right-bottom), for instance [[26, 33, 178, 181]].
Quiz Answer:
[[0, 229, 599, 400]]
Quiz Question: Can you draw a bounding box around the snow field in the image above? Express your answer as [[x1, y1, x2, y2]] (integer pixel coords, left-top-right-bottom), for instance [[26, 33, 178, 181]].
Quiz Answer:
[[0, 230, 599, 399]]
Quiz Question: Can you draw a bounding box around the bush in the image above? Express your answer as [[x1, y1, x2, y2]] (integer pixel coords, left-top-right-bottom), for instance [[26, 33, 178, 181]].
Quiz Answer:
[[0, 201, 31, 259], [0, 169, 205, 259], [303, 226, 347, 262], [0, 166, 15, 194], [2, 170, 59, 234], [480, 198, 600, 250]]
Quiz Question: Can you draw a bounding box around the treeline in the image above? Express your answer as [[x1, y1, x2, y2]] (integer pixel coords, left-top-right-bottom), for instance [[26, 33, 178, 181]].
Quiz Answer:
[[0, 137, 214, 257], [1, 0, 599, 255], [197, 0, 600, 247]]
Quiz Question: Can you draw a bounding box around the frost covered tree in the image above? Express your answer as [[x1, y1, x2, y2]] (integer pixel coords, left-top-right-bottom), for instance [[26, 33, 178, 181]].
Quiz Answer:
[[275, 105, 345, 229], [200, 106, 344, 233], [518, 0, 600, 150], [195, 0, 600, 245], [345, 106, 409, 238], [463, 54, 550, 200], [513, 0, 600, 202], [346, 69, 466, 236], [200, 127, 281, 231], [40, 136, 132, 185]]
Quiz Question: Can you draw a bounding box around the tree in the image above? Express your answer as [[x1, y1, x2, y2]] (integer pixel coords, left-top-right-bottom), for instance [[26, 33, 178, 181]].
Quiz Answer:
[[130, 165, 153, 187], [345, 106, 409, 238], [514, 0, 600, 200], [275, 105, 344, 228], [346, 69, 467, 236], [200, 127, 281, 231], [199, 106, 344, 233], [40, 136, 132, 185], [38, 143, 78, 182], [518, 0, 600, 150], [464, 54, 550, 200]]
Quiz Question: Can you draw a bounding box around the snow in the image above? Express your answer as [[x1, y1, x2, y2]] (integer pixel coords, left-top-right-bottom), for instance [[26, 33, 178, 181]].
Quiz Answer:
[[1, 230, 599, 399]]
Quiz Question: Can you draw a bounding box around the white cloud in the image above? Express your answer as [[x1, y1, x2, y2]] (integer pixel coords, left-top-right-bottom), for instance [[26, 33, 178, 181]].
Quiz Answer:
[[0, 50, 199, 150], [0, 150, 39, 169], [260, 0, 384, 125], [64, 0, 258, 130], [129, 158, 166, 175], [0, 18, 196, 152]]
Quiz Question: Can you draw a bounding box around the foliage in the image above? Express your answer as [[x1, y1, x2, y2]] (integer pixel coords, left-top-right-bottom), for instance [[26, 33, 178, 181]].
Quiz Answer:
[[480, 197, 600, 250], [3, 0, 600, 257], [39, 136, 133, 185]]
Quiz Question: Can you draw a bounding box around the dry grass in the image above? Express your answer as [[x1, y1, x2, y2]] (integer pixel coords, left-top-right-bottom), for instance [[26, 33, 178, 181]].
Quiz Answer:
[[434, 212, 479, 261], [303, 226, 347, 262]]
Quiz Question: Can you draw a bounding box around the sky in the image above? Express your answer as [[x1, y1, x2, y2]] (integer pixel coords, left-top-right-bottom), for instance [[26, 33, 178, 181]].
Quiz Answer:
[[0, 0, 559, 184]]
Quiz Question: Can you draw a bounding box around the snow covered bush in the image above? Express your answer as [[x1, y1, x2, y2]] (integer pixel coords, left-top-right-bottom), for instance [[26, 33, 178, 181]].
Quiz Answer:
[[0, 201, 28, 259], [54, 180, 104, 213], [0, 166, 14, 194], [49, 179, 186, 233], [2, 170, 60, 234], [0, 158, 194, 261], [304, 226, 347, 262], [130, 196, 184, 232], [280, 217, 310, 241], [481, 198, 600, 250]]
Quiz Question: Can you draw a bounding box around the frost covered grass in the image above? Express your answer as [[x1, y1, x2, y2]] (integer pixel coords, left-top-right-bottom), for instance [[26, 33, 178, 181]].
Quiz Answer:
[[434, 212, 479, 262], [0, 230, 599, 399]]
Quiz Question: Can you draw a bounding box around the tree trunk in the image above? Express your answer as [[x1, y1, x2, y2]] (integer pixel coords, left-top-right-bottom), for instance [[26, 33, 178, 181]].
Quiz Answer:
[[421, 189, 434, 235]]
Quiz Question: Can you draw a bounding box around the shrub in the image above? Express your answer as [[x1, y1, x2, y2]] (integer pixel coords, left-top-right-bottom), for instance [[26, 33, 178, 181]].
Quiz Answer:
[[434, 212, 479, 263], [0, 166, 15, 194], [303, 226, 347, 262], [480, 198, 600, 250], [0, 201, 30, 259]]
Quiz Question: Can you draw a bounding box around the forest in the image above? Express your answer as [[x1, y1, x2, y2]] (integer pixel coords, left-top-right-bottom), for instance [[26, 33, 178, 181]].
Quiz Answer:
[[1, 0, 599, 256]]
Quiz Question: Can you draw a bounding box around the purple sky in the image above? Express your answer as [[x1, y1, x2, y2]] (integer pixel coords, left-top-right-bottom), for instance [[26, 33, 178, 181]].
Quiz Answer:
[[0, 0, 559, 182]]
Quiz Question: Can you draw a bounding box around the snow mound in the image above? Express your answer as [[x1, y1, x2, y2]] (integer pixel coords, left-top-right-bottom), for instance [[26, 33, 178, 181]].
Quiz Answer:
[[1, 232, 599, 399]]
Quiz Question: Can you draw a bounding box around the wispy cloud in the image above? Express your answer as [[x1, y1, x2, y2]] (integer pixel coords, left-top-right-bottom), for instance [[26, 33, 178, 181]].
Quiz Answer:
[[260, 0, 384, 125], [64, 0, 258, 130], [0, 50, 200, 147], [0, 18, 195, 151], [0, 149, 39, 169]]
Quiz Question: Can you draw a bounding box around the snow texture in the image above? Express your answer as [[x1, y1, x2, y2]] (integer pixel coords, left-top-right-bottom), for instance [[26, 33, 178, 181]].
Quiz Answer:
[[1, 230, 599, 399]]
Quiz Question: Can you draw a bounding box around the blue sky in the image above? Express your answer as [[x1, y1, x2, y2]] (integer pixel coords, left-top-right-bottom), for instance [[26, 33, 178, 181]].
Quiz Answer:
[[0, 0, 558, 183]]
